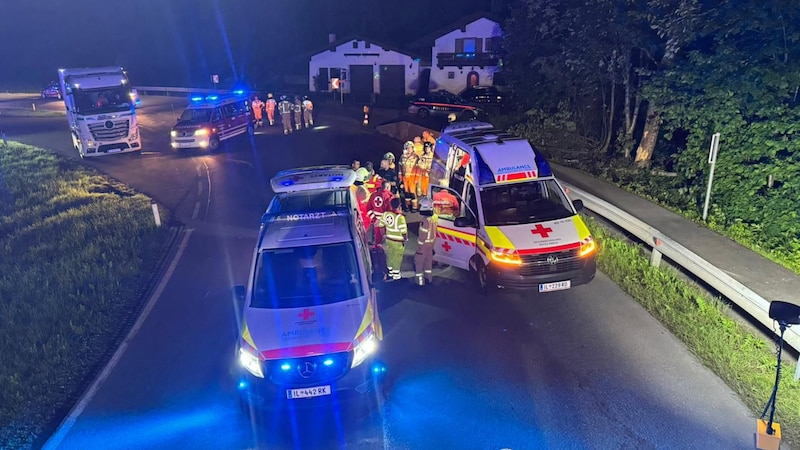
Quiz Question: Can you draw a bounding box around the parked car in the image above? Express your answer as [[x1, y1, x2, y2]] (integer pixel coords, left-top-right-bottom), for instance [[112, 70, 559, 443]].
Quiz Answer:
[[41, 82, 61, 99], [459, 85, 509, 107], [408, 90, 480, 119]]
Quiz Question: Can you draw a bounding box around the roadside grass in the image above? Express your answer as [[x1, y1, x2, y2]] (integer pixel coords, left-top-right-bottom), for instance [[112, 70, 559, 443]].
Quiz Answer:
[[0, 142, 172, 448], [586, 215, 800, 446]]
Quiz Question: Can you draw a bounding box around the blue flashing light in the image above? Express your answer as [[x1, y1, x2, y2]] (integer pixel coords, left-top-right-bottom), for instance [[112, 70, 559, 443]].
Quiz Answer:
[[330, 176, 343, 182], [534, 151, 553, 177], [281, 180, 294, 186], [191, 96, 203, 102], [206, 95, 218, 101], [371, 361, 387, 374], [237, 380, 248, 390], [233, 89, 244, 95], [280, 363, 291, 371], [323, 358, 334, 367]]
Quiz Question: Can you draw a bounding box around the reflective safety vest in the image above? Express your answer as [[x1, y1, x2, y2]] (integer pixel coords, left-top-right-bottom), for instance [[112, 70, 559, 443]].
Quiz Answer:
[[293, 101, 303, 112], [302, 99, 313, 111], [417, 214, 438, 246], [380, 211, 407, 242], [417, 152, 433, 173], [400, 152, 418, 177], [266, 99, 277, 111], [278, 101, 292, 114]]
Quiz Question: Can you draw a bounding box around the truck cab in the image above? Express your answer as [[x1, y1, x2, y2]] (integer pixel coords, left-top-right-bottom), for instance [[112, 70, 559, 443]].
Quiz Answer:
[[234, 166, 385, 411], [428, 121, 597, 294]]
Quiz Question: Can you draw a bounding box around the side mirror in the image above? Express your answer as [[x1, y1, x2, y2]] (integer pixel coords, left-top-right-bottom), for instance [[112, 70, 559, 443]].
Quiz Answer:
[[769, 300, 800, 325], [454, 216, 475, 228], [573, 199, 584, 212], [232, 285, 246, 307]]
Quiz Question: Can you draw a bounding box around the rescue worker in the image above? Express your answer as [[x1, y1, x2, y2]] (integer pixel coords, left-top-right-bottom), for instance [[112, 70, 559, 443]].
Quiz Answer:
[[376, 155, 398, 196], [278, 95, 293, 134], [433, 188, 459, 219], [265, 93, 277, 126], [364, 161, 381, 195], [417, 141, 434, 199], [351, 171, 371, 228], [367, 180, 394, 244], [422, 130, 436, 147], [414, 196, 438, 286], [363, 105, 370, 126], [413, 136, 424, 157], [380, 198, 407, 281], [351, 159, 361, 171], [399, 141, 420, 211], [302, 96, 314, 127], [292, 96, 302, 131], [251, 96, 264, 127]]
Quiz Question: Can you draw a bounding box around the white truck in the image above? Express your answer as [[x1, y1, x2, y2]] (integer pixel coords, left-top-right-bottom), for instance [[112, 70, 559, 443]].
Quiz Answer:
[[58, 67, 141, 158]]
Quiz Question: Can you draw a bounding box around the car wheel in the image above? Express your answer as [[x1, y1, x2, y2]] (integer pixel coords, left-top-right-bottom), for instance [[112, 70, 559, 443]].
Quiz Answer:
[[470, 258, 490, 295], [417, 108, 429, 118], [208, 136, 220, 151], [461, 110, 476, 120]]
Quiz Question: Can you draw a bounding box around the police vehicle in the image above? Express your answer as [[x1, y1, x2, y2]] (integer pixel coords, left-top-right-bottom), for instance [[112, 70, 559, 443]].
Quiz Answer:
[[428, 121, 597, 293], [170, 91, 251, 151], [233, 165, 386, 411], [408, 90, 480, 120]]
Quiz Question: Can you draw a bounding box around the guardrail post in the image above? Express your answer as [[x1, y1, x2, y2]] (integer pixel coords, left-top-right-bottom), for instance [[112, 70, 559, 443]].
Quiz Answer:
[[151, 201, 162, 227], [650, 238, 663, 267]]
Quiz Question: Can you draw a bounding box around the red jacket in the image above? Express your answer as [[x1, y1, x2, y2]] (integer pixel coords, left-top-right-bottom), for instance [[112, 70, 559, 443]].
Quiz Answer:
[[367, 190, 394, 223]]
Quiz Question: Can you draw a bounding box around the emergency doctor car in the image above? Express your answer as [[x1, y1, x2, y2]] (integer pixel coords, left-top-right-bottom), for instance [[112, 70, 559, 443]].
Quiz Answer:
[[234, 165, 385, 411], [428, 121, 597, 293]]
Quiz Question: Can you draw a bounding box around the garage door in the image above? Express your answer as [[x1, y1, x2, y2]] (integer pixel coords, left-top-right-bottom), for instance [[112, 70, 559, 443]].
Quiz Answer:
[[349, 65, 374, 103], [379, 65, 405, 106]]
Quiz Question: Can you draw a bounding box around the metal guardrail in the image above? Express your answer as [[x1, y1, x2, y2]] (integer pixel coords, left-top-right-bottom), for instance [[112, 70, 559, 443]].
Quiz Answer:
[[565, 182, 800, 379], [135, 86, 227, 96]]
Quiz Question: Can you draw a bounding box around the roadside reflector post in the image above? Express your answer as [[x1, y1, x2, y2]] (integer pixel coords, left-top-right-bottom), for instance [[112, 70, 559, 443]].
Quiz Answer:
[[32, 103, 36, 111], [650, 238, 663, 267], [702, 133, 721, 221], [151, 201, 162, 227]]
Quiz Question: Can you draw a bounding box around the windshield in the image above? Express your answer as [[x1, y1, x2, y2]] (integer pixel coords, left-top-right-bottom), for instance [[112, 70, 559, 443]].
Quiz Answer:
[[251, 242, 363, 309], [481, 179, 574, 226], [178, 108, 212, 123], [73, 86, 133, 114]]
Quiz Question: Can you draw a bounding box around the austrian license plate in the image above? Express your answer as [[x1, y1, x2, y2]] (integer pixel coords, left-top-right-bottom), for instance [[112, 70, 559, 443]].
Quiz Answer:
[[286, 385, 331, 399], [538, 280, 571, 292]]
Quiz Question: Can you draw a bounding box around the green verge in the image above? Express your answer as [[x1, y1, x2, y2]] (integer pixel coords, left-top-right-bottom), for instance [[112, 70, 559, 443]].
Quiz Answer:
[[0, 142, 173, 448], [585, 215, 799, 446]]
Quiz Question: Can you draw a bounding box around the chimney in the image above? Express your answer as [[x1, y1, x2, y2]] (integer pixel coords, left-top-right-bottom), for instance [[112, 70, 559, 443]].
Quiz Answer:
[[328, 33, 336, 44]]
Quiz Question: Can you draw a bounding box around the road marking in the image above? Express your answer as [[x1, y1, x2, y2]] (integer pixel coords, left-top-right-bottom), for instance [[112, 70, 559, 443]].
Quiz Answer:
[[197, 181, 203, 196], [196, 165, 202, 177], [192, 201, 201, 220], [43, 228, 195, 450], [202, 159, 212, 222]]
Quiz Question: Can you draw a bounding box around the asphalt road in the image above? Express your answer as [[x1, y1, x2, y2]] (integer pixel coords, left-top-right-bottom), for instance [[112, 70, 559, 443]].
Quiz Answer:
[[1, 96, 758, 449]]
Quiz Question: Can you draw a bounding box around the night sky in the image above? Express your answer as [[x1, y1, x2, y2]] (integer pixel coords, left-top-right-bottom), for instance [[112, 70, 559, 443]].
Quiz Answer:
[[0, 0, 497, 90]]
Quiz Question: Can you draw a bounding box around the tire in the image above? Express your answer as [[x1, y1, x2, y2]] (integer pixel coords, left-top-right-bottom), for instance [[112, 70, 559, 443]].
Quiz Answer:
[[208, 136, 220, 151], [473, 258, 491, 295], [417, 108, 430, 118], [460, 110, 475, 120]]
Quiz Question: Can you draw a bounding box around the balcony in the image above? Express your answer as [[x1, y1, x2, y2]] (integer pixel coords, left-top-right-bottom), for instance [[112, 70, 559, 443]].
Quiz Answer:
[[436, 52, 501, 69]]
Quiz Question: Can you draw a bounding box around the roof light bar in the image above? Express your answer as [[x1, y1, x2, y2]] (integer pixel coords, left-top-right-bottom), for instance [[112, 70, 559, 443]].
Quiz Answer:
[[270, 166, 356, 193]]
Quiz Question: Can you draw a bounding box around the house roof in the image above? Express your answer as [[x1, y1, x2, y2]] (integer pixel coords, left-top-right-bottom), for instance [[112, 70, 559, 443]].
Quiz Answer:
[[308, 34, 425, 61], [405, 12, 503, 52]]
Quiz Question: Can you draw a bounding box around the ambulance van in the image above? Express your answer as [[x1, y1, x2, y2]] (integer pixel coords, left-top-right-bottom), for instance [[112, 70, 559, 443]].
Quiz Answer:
[[428, 121, 597, 294], [233, 166, 386, 410]]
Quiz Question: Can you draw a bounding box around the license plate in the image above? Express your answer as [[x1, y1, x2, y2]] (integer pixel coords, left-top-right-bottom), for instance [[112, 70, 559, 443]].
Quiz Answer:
[[286, 385, 331, 399], [538, 280, 571, 292]]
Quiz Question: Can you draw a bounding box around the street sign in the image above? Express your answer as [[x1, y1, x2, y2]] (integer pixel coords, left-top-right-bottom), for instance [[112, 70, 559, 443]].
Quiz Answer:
[[331, 77, 340, 90], [211, 74, 219, 84]]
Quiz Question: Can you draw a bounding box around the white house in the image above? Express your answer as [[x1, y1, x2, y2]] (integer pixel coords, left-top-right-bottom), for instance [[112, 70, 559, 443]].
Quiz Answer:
[[308, 35, 423, 103], [418, 13, 504, 95]]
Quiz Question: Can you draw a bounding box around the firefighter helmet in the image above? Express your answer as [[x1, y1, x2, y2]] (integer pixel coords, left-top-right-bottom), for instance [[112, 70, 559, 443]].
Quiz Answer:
[[383, 152, 395, 161], [268, 93, 273, 99], [355, 167, 369, 182], [418, 196, 433, 212], [447, 113, 457, 123], [403, 141, 414, 151], [280, 95, 287, 101]]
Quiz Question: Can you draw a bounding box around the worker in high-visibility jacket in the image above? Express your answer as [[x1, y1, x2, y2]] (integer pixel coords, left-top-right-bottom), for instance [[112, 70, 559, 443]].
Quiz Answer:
[[367, 180, 394, 244], [265, 93, 277, 126], [379, 198, 407, 281], [364, 161, 381, 195], [417, 141, 434, 200], [302, 96, 314, 127], [293, 96, 303, 131], [413, 136, 424, 157], [278, 96, 293, 135], [399, 141, 420, 211], [414, 196, 438, 286], [251, 96, 264, 127]]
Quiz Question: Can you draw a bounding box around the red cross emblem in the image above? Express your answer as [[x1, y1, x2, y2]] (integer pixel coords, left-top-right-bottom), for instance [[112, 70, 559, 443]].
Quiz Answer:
[[442, 241, 452, 252], [531, 224, 553, 238], [298, 308, 315, 321]]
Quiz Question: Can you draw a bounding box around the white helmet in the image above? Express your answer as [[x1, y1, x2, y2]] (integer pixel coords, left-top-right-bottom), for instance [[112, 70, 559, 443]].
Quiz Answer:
[[418, 196, 433, 212], [447, 113, 457, 123], [403, 141, 414, 151], [355, 167, 369, 182]]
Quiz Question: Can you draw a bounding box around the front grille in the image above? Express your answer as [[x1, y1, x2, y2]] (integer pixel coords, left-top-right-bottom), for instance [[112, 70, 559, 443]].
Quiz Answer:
[[518, 248, 584, 276], [266, 352, 351, 386], [88, 119, 130, 141]]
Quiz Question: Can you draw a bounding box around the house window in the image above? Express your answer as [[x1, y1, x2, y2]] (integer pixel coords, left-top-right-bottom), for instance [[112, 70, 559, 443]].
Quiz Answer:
[[448, 71, 455, 79], [455, 38, 482, 54], [352, 41, 358, 49], [365, 42, 371, 49], [485, 37, 502, 52]]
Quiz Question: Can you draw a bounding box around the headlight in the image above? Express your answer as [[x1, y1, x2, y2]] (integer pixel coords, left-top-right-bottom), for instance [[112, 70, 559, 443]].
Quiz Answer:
[[238, 348, 264, 378], [490, 247, 521, 265], [351, 334, 377, 368], [579, 236, 597, 257], [170, 130, 177, 137], [195, 128, 209, 136]]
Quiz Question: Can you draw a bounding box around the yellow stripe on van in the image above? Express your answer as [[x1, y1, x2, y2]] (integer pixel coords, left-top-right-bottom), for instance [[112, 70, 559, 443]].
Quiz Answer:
[[572, 215, 592, 240], [241, 320, 257, 349], [355, 300, 374, 339], [484, 226, 515, 249], [438, 226, 476, 242]]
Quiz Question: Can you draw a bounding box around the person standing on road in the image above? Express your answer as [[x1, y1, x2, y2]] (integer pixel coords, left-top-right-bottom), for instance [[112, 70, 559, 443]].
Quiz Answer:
[[293, 96, 303, 131], [417, 141, 434, 198], [302, 96, 314, 127], [414, 196, 438, 286], [251, 96, 264, 127], [278, 96, 293, 135], [380, 198, 407, 281], [265, 93, 277, 126], [399, 142, 420, 212], [367, 180, 394, 245]]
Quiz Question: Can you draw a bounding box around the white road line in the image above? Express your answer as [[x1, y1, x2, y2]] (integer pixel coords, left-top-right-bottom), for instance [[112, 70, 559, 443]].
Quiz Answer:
[[196, 181, 203, 196], [202, 159, 212, 222], [42, 229, 195, 450], [196, 165, 202, 177], [191, 201, 201, 220]]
